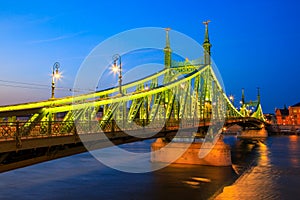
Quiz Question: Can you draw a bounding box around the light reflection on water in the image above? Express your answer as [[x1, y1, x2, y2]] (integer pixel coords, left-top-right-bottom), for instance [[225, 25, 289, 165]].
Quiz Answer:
[[216, 136, 300, 199], [0, 136, 300, 199], [288, 135, 300, 167]]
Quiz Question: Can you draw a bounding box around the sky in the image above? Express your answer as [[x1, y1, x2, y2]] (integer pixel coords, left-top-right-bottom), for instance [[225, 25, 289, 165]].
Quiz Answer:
[[0, 0, 299, 113]]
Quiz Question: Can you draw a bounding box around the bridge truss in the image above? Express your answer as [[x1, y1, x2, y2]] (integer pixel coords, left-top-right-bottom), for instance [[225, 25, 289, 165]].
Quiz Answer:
[[0, 62, 265, 140]]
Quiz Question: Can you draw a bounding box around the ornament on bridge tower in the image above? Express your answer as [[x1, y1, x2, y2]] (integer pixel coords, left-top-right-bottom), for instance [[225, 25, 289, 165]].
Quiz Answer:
[[257, 87, 260, 103], [164, 28, 172, 68], [241, 88, 245, 105], [203, 20, 212, 65]]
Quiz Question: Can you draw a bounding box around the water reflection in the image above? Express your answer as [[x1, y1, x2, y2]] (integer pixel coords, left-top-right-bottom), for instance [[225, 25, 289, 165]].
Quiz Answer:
[[1, 136, 300, 199], [257, 141, 270, 167], [216, 137, 280, 200], [152, 164, 235, 200], [216, 136, 300, 199], [288, 135, 300, 167]]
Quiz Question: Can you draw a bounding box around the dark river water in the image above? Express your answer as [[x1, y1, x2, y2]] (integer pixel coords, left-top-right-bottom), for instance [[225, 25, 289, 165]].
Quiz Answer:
[[0, 135, 300, 200]]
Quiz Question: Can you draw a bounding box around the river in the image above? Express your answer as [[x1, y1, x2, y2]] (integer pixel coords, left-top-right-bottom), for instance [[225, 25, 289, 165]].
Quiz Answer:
[[0, 136, 299, 199]]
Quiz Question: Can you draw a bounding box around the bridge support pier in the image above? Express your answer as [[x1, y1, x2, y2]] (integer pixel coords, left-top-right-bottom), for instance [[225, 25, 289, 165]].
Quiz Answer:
[[151, 137, 232, 166], [238, 127, 268, 139]]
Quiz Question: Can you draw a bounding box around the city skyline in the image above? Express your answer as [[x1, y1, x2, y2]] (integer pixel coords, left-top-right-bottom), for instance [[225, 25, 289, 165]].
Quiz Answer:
[[0, 0, 299, 113]]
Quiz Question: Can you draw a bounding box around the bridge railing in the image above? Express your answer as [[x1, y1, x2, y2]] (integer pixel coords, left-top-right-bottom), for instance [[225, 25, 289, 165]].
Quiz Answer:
[[0, 118, 218, 141], [0, 121, 76, 141], [0, 122, 17, 140]]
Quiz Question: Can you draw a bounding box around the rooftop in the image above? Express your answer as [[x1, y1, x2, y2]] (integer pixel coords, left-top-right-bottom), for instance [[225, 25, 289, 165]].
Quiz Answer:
[[291, 102, 300, 107], [276, 107, 289, 116]]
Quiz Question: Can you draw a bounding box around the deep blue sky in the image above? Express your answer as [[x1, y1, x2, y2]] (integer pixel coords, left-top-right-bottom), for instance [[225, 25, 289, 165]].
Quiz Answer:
[[0, 0, 299, 113]]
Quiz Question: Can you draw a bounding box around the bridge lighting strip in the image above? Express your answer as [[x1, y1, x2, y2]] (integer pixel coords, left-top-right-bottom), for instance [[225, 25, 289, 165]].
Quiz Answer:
[[0, 68, 170, 112], [0, 64, 244, 120], [0, 64, 206, 113], [46, 65, 210, 113]]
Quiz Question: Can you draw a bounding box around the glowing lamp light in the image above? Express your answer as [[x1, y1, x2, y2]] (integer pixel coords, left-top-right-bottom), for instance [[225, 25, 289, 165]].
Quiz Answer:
[[111, 65, 119, 74], [51, 62, 61, 99], [112, 54, 123, 96], [53, 70, 62, 80]]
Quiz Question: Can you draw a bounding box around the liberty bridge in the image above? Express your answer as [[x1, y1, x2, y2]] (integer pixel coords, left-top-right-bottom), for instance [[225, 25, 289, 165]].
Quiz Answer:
[[0, 22, 267, 172]]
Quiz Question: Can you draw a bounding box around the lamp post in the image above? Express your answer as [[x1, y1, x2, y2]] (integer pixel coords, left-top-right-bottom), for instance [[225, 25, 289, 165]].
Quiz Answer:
[[112, 54, 123, 96], [51, 62, 61, 99]]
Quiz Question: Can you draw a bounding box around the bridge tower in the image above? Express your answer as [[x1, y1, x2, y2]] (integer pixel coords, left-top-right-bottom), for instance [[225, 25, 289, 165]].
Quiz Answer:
[[164, 28, 172, 68], [203, 20, 212, 65]]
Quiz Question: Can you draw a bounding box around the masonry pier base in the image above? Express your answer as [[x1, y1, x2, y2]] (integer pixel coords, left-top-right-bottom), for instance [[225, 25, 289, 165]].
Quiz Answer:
[[238, 127, 268, 139], [151, 137, 232, 167]]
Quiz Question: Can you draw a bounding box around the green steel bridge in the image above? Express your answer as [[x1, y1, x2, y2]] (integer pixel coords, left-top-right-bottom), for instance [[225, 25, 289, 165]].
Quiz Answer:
[[0, 23, 267, 172]]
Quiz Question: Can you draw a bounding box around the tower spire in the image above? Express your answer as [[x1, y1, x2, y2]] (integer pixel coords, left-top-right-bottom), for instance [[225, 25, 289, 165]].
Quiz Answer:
[[257, 87, 260, 103], [241, 88, 245, 105], [164, 28, 171, 68], [203, 20, 210, 43], [202, 20, 212, 65], [165, 27, 170, 48]]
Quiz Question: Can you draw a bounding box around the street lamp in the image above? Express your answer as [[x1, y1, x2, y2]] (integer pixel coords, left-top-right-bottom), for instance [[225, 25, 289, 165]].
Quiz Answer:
[[112, 54, 123, 96], [51, 62, 61, 99]]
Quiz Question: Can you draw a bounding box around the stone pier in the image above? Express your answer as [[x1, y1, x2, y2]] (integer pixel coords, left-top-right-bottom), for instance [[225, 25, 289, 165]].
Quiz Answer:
[[151, 137, 232, 166], [238, 127, 268, 139]]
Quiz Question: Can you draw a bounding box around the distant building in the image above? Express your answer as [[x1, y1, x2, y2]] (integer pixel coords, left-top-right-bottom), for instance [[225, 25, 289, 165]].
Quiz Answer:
[[275, 105, 289, 125], [275, 103, 300, 125], [288, 102, 300, 125]]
